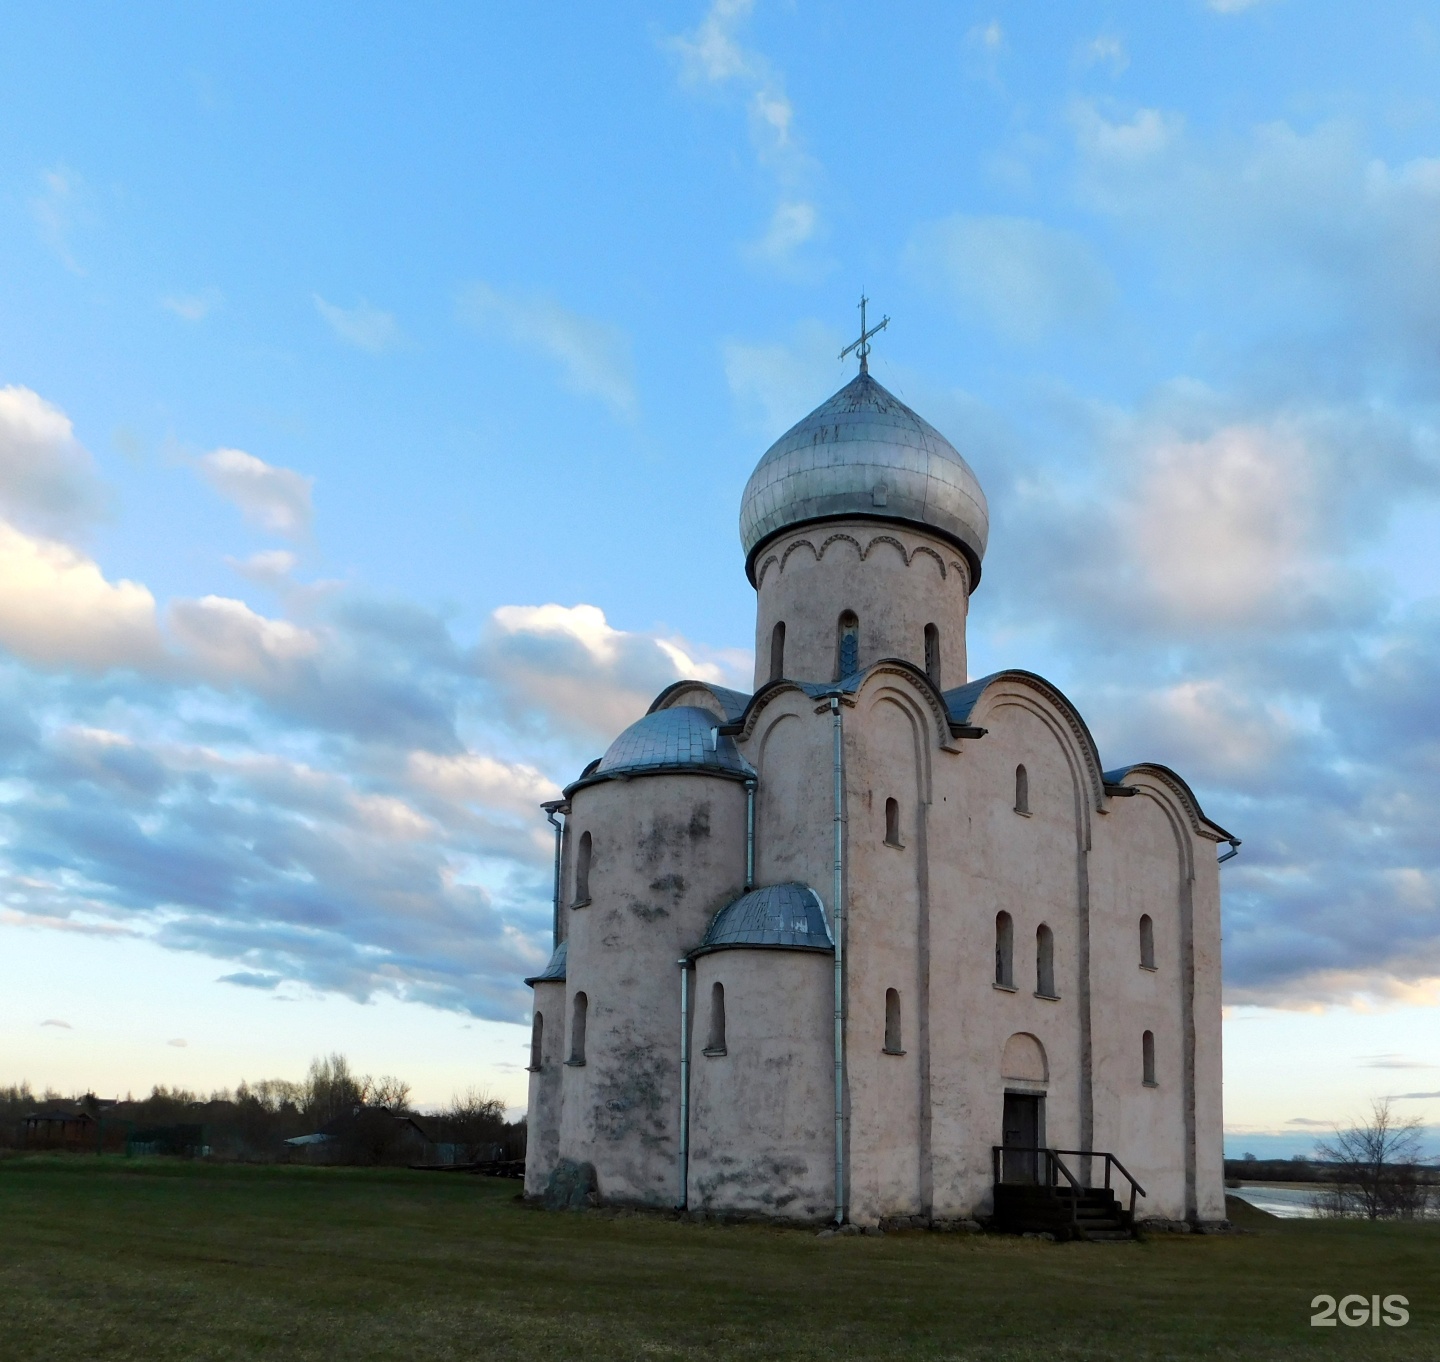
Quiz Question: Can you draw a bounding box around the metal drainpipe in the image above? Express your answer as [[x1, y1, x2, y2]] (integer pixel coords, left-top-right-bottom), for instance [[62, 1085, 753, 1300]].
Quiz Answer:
[[545, 806, 565, 947], [677, 958, 692, 1210], [744, 779, 756, 890], [830, 694, 846, 1225]]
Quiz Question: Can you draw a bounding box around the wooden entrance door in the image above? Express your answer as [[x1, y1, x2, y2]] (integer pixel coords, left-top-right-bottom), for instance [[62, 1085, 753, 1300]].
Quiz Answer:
[[1001, 1093, 1042, 1183]]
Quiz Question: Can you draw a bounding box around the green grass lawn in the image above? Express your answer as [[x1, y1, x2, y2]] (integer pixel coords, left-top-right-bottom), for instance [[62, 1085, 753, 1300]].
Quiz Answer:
[[0, 1157, 1434, 1361]]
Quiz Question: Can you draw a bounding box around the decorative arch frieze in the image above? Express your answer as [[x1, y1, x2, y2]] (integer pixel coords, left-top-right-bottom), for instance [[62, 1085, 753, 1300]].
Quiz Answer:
[[779, 538, 820, 573], [853, 663, 959, 755], [759, 526, 968, 585], [817, 532, 865, 563], [909, 544, 948, 580], [960, 672, 1108, 817], [860, 533, 911, 567], [860, 683, 937, 793]]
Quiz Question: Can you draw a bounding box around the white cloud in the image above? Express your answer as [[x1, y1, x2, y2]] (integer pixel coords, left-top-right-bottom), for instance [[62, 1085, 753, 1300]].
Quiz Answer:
[[723, 319, 844, 436], [0, 386, 105, 532], [1207, 0, 1271, 12], [228, 549, 299, 586], [313, 294, 401, 353], [1080, 35, 1129, 73], [906, 214, 1116, 343], [457, 283, 637, 418], [30, 165, 85, 274], [197, 448, 314, 537], [969, 19, 1004, 50], [0, 521, 163, 671], [478, 602, 742, 742], [169, 594, 320, 687], [162, 289, 224, 322], [667, 1, 819, 267], [407, 751, 560, 817], [746, 201, 818, 264]]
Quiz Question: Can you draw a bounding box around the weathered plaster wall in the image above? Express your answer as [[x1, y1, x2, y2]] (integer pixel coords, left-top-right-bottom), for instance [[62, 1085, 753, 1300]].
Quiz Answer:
[[555, 772, 747, 1206], [687, 949, 834, 1220], [842, 686, 928, 1224], [923, 683, 1090, 1221], [752, 522, 971, 688], [523, 978, 565, 1199]]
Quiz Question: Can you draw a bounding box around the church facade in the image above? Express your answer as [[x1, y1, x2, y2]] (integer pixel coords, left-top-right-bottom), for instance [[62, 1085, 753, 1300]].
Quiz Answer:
[[524, 355, 1237, 1231]]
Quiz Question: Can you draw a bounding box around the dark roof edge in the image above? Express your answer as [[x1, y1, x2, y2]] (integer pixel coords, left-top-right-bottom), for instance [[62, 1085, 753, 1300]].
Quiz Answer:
[[689, 940, 834, 960], [1102, 763, 1238, 845], [563, 762, 755, 801]]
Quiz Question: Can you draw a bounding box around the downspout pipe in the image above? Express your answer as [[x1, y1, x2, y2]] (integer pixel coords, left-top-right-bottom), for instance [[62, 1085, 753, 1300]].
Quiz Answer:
[[544, 802, 565, 948], [829, 694, 846, 1225], [677, 958, 692, 1211], [1217, 837, 1242, 865], [744, 779, 756, 890]]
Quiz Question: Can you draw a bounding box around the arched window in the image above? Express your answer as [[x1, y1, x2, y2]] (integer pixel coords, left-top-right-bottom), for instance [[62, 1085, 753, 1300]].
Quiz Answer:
[[884, 797, 901, 846], [924, 623, 941, 688], [704, 981, 726, 1055], [1139, 914, 1156, 969], [884, 988, 903, 1053], [574, 831, 592, 905], [1142, 1030, 1156, 1086], [1036, 924, 1055, 997], [568, 992, 588, 1065], [1014, 765, 1029, 815], [994, 911, 1014, 988], [837, 611, 859, 678], [769, 621, 786, 682], [529, 1012, 544, 1071]]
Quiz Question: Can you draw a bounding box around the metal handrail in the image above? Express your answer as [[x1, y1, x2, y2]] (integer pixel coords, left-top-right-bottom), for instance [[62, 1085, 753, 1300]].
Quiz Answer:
[[992, 1146, 1148, 1228]]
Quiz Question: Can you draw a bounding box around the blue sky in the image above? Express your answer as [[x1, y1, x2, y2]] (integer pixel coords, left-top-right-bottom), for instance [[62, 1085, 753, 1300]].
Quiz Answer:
[[1, 1, 1438, 1149]]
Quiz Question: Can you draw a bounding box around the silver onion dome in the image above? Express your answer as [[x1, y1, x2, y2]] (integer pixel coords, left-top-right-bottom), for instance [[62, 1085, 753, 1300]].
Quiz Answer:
[[739, 371, 989, 586]]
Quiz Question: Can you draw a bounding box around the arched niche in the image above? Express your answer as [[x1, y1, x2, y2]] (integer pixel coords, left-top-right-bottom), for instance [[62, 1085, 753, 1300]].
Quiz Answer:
[[1001, 1031, 1049, 1083]]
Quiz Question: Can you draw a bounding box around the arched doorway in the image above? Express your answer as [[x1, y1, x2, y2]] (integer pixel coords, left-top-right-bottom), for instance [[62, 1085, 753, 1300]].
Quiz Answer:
[[1000, 1033, 1048, 1183]]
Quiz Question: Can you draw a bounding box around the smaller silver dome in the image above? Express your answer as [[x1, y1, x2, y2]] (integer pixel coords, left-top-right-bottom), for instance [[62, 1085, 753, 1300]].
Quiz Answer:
[[696, 883, 834, 955], [581, 706, 753, 787], [524, 940, 567, 987]]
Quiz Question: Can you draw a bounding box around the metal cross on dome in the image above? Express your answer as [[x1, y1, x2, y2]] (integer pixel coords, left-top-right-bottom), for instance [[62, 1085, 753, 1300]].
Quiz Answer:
[[839, 293, 889, 374]]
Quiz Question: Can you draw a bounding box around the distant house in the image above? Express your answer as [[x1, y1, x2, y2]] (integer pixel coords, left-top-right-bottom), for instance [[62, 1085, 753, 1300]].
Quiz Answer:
[[21, 1110, 96, 1150]]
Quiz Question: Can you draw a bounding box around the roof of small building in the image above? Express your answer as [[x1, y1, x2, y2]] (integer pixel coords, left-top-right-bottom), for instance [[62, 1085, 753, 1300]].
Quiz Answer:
[[566, 706, 754, 795], [739, 370, 989, 586], [695, 882, 835, 956], [524, 939, 568, 987]]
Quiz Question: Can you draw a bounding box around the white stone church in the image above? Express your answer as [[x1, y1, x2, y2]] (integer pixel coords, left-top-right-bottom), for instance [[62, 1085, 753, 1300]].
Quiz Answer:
[[524, 333, 1237, 1235]]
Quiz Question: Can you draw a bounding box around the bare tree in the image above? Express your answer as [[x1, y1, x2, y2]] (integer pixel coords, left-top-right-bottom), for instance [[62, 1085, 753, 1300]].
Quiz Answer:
[[439, 1088, 508, 1162], [1314, 1099, 1432, 1220]]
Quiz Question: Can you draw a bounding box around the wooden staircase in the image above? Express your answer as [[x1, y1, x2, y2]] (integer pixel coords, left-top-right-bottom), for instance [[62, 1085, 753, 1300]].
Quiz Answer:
[[990, 1148, 1145, 1242]]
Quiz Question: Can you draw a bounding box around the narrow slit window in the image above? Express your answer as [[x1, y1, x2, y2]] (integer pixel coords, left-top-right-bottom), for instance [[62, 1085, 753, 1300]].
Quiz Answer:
[[568, 992, 588, 1065], [995, 911, 1014, 988], [924, 623, 941, 688], [837, 611, 859, 678], [705, 981, 726, 1054], [884, 988, 903, 1053], [1036, 924, 1055, 997], [1142, 1030, 1156, 1086], [884, 797, 901, 846], [1014, 765, 1029, 815], [1139, 914, 1155, 969], [769, 621, 786, 682], [574, 831, 592, 905], [529, 1012, 544, 1071]]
